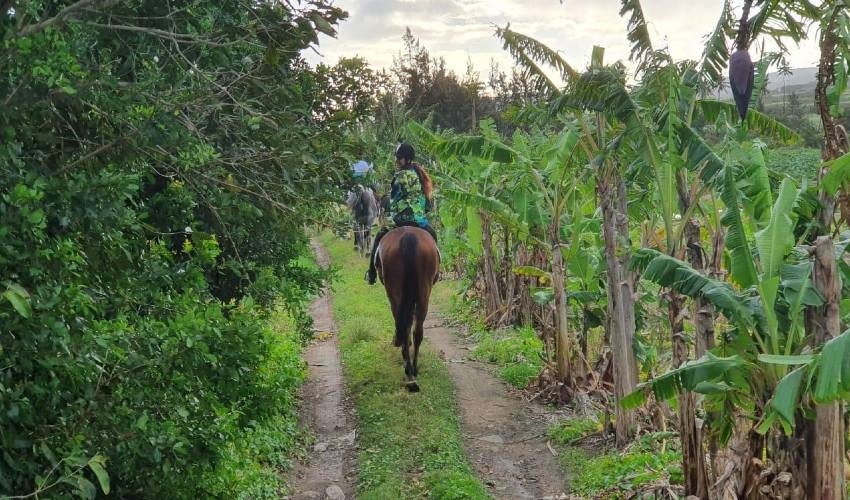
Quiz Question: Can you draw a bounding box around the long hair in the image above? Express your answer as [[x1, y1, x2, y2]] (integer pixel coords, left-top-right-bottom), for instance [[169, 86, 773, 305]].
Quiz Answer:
[[411, 163, 433, 200]]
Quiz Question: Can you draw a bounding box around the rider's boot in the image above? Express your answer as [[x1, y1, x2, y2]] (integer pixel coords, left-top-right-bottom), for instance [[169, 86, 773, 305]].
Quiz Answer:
[[365, 228, 387, 285]]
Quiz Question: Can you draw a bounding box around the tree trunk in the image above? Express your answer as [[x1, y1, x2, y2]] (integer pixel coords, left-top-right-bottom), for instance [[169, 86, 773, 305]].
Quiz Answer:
[[549, 222, 573, 386], [669, 292, 709, 498], [713, 418, 764, 500], [599, 167, 638, 447], [798, 12, 848, 499], [517, 245, 534, 326], [804, 236, 845, 500], [674, 173, 710, 496], [616, 174, 638, 361], [479, 210, 502, 322], [685, 219, 715, 358], [815, 13, 849, 168], [813, 8, 847, 232], [580, 306, 590, 359], [705, 225, 726, 468], [500, 229, 516, 326]]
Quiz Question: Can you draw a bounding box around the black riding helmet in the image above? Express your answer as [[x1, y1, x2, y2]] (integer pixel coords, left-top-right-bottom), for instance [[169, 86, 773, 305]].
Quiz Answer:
[[395, 143, 415, 161]]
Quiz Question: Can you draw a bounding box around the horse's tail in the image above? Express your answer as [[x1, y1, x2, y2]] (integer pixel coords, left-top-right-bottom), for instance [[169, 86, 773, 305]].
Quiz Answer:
[[394, 232, 419, 347], [354, 188, 366, 214], [364, 187, 378, 222]]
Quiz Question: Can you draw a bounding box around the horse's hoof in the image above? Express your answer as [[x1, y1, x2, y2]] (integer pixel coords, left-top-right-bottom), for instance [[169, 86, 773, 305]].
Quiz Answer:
[[406, 380, 420, 392]]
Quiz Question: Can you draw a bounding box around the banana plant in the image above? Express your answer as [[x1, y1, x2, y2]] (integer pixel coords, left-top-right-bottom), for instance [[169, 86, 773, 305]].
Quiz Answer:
[[413, 117, 600, 387], [544, 0, 805, 489], [624, 137, 850, 492], [497, 25, 645, 445]]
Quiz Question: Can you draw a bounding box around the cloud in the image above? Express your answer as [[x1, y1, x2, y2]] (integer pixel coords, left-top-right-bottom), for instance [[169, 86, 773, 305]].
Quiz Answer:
[[303, 0, 821, 77]]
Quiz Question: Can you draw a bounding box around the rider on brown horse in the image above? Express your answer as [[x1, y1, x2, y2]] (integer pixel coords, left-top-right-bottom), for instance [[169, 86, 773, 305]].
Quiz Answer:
[[365, 143, 437, 285]]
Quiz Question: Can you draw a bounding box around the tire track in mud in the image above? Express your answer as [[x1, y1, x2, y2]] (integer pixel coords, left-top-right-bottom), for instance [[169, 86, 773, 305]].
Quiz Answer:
[[288, 242, 356, 500], [425, 315, 568, 499]]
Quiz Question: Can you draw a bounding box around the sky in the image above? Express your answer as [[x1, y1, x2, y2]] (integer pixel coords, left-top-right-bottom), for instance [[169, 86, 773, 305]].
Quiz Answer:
[[303, 0, 822, 81]]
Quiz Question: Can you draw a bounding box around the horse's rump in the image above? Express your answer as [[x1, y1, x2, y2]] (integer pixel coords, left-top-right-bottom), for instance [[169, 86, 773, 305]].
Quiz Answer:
[[348, 185, 378, 226], [377, 226, 439, 390], [376, 226, 439, 286]]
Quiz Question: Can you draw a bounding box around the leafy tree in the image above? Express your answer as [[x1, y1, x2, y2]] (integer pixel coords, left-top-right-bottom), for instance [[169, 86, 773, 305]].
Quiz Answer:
[[316, 56, 389, 123], [412, 118, 600, 393], [392, 28, 480, 132], [0, 0, 365, 496]]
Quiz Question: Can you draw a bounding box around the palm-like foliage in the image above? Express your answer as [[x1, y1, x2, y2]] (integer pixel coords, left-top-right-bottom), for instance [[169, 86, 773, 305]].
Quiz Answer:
[[619, 0, 654, 63], [696, 100, 801, 143], [411, 0, 850, 496], [415, 113, 605, 385], [624, 149, 850, 437], [698, 0, 735, 89], [494, 26, 578, 96], [630, 249, 753, 327], [411, 0, 849, 490], [747, 0, 819, 52]]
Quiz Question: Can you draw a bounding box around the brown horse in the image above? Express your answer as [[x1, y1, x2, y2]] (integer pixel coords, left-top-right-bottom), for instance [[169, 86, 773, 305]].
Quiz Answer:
[[375, 226, 439, 392]]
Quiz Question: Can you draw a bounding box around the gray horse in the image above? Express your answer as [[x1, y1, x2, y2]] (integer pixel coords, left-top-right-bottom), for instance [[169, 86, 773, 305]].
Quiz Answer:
[[346, 185, 379, 257]]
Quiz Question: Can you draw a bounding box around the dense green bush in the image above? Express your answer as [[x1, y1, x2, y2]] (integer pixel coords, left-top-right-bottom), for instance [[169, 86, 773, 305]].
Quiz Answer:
[[0, 0, 362, 496], [1, 150, 325, 497]]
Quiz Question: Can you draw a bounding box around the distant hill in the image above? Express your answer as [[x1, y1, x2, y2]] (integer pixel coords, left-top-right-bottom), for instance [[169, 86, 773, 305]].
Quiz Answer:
[[711, 67, 817, 101]]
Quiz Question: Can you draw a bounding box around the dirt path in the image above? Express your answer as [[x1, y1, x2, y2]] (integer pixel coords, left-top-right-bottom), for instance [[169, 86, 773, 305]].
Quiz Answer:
[[288, 242, 356, 500], [424, 315, 567, 499]]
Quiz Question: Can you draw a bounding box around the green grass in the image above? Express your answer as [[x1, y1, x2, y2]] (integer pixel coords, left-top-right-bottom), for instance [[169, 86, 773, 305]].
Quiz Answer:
[[548, 417, 682, 499], [441, 292, 545, 388], [548, 417, 602, 444], [471, 327, 545, 388], [319, 232, 489, 499], [429, 275, 463, 313]]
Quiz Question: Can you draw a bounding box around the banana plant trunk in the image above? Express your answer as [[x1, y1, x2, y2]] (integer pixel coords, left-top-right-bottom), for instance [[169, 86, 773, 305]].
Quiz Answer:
[[685, 220, 715, 357], [599, 167, 638, 447], [674, 174, 710, 496], [702, 223, 725, 466], [479, 210, 503, 323], [804, 236, 845, 499], [801, 15, 848, 499], [516, 245, 534, 326], [500, 228, 516, 326], [669, 292, 709, 498], [712, 418, 764, 500], [549, 221, 573, 386]]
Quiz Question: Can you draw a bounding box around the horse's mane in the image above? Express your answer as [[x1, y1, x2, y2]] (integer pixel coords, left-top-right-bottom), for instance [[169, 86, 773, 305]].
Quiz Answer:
[[411, 163, 433, 200]]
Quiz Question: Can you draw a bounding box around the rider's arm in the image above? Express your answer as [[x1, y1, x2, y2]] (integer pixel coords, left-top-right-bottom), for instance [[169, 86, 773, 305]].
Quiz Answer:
[[389, 171, 404, 202]]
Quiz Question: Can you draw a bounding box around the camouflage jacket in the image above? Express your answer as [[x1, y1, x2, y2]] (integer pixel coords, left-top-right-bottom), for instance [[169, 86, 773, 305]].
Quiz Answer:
[[388, 166, 431, 226]]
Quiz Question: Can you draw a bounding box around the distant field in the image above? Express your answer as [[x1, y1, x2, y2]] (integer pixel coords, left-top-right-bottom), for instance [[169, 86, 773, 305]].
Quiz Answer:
[[711, 66, 850, 112], [764, 146, 822, 179]]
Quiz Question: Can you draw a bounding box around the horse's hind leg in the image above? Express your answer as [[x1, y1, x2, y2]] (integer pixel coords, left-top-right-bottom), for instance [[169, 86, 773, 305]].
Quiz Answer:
[[412, 279, 433, 378], [363, 227, 369, 256], [412, 318, 423, 378], [399, 324, 420, 392], [412, 301, 428, 377], [401, 335, 413, 379], [353, 223, 359, 251], [394, 312, 419, 391]]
